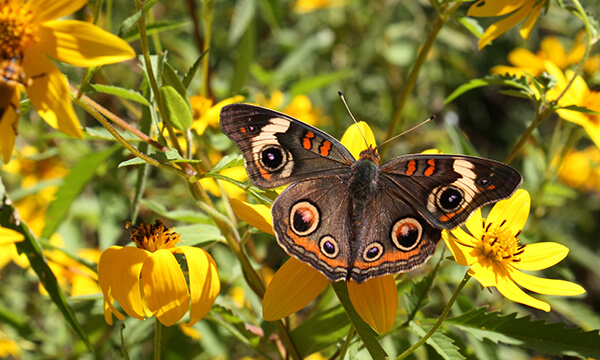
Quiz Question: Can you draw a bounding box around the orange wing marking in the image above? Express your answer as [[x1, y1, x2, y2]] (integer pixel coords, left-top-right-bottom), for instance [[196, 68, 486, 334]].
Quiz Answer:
[[302, 131, 315, 150], [319, 140, 332, 156], [424, 159, 436, 177], [406, 160, 417, 175]]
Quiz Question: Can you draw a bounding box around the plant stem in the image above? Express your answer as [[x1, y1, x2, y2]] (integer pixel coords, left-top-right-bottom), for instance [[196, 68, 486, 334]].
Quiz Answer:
[[201, 0, 214, 98], [338, 324, 356, 360], [154, 318, 162, 360], [395, 272, 470, 360], [504, 102, 553, 164], [382, 1, 461, 157]]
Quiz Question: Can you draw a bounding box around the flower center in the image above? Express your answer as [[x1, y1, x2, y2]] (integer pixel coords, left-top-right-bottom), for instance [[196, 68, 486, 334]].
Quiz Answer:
[[476, 219, 525, 264], [0, 1, 37, 59], [127, 220, 180, 252]]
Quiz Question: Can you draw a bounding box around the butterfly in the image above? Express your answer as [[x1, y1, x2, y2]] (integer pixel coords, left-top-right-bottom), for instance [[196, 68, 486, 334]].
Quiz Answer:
[[220, 104, 522, 283]]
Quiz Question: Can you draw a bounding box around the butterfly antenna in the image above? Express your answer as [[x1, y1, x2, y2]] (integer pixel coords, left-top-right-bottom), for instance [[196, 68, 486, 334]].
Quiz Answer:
[[377, 115, 436, 149], [338, 91, 369, 147]]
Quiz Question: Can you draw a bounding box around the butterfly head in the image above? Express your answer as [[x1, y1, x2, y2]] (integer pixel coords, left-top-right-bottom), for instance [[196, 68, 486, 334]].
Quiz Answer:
[[358, 145, 380, 164]]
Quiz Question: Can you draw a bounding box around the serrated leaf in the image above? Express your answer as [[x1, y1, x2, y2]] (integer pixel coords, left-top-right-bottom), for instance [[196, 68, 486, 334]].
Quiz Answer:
[[118, 0, 159, 37], [559, 105, 600, 115], [331, 282, 387, 360], [160, 85, 193, 130], [445, 75, 534, 104], [445, 307, 600, 358], [404, 256, 442, 321], [90, 84, 150, 106], [0, 188, 91, 350], [409, 321, 465, 360], [41, 146, 118, 240], [291, 305, 351, 357], [172, 224, 224, 246], [208, 154, 245, 174], [182, 50, 209, 89]]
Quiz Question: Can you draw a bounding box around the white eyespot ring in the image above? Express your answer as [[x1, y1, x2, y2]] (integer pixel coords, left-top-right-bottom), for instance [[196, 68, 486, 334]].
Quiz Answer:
[[319, 236, 339, 258], [290, 201, 320, 236], [390, 218, 423, 251], [363, 242, 384, 262]]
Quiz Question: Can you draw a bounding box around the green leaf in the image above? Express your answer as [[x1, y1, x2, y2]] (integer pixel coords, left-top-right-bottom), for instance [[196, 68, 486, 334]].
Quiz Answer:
[[291, 305, 351, 357], [90, 84, 150, 106], [85, 126, 142, 142], [41, 146, 119, 240], [409, 321, 465, 360], [209, 305, 268, 357], [445, 307, 600, 358], [159, 85, 193, 131], [0, 186, 91, 350], [331, 282, 387, 360], [230, 17, 256, 94], [228, 0, 256, 46], [182, 50, 209, 89], [445, 75, 534, 104], [289, 70, 355, 97], [404, 256, 442, 321], [161, 62, 190, 105], [173, 224, 225, 246], [559, 104, 600, 115], [208, 153, 245, 174], [141, 199, 212, 224], [122, 20, 188, 42], [118, 0, 160, 37], [457, 17, 483, 38], [118, 149, 201, 167]]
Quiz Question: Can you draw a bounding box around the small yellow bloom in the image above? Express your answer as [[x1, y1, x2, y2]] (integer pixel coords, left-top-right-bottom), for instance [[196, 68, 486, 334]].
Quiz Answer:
[[444, 189, 585, 311], [254, 122, 397, 334], [468, 0, 547, 49], [558, 146, 600, 193], [0, 330, 20, 358], [293, 0, 346, 13], [0, 0, 135, 163], [255, 91, 326, 126], [191, 95, 244, 135], [98, 220, 220, 326]]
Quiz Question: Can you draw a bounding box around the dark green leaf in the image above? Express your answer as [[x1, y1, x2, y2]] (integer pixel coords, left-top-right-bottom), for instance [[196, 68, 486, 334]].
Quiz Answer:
[[230, 18, 256, 94], [445, 75, 534, 104], [404, 256, 442, 321], [446, 307, 600, 358], [123, 20, 188, 42], [289, 70, 355, 97], [118, 0, 160, 37], [210, 305, 267, 357], [409, 321, 465, 360], [41, 146, 119, 240], [159, 85, 193, 131], [291, 305, 351, 357], [559, 105, 600, 115]]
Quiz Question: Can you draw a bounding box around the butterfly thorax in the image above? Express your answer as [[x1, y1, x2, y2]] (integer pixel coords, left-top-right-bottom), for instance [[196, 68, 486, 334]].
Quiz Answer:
[[350, 147, 382, 217]]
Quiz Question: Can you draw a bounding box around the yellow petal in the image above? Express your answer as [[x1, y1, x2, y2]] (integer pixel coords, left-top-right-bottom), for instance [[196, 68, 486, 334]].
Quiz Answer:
[[540, 37, 567, 68], [467, 0, 527, 17], [176, 247, 220, 326], [464, 208, 484, 240], [141, 249, 190, 326], [262, 257, 328, 321], [518, 2, 543, 40], [468, 261, 502, 288], [97, 246, 128, 324], [495, 269, 551, 311], [340, 121, 376, 160], [0, 227, 24, 245], [486, 189, 529, 236], [507, 266, 586, 296], [348, 276, 397, 334], [110, 246, 151, 320], [36, 20, 135, 67], [21, 50, 83, 139], [511, 242, 568, 271], [477, 1, 535, 49], [443, 230, 474, 266], [0, 90, 20, 164], [25, 0, 88, 24], [230, 199, 275, 235]]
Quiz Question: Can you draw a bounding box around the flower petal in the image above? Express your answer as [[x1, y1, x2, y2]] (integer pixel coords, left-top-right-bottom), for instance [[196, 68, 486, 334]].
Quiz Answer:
[[176, 247, 220, 326], [0, 90, 20, 164], [507, 266, 585, 296], [36, 20, 135, 67], [21, 49, 83, 139], [25, 0, 88, 24], [518, 2, 543, 40], [97, 246, 128, 324], [477, 1, 535, 49], [0, 227, 24, 245], [109, 246, 151, 320], [443, 230, 473, 266], [486, 189, 529, 236], [340, 121, 376, 160], [141, 249, 191, 326], [230, 199, 274, 235], [495, 269, 551, 311], [468, 261, 501, 288], [467, 0, 527, 17], [262, 257, 328, 321], [511, 242, 568, 271], [464, 208, 483, 240], [348, 275, 397, 334]]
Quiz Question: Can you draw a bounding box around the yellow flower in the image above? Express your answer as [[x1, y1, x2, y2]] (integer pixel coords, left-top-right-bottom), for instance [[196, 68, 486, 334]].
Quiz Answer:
[[191, 95, 244, 135], [0, 226, 24, 276], [558, 146, 600, 193], [255, 91, 326, 126], [233, 122, 398, 334], [0, 330, 20, 358], [0, 0, 135, 163], [491, 35, 587, 77], [293, 0, 346, 13], [98, 220, 220, 327], [468, 0, 547, 49], [443, 189, 585, 311]]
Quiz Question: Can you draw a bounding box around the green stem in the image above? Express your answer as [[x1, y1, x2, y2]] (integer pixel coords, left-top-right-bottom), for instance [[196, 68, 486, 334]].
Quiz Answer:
[[395, 272, 470, 360], [201, 0, 214, 98], [338, 324, 356, 360], [382, 1, 461, 157], [154, 318, 162, 360], [504, 102, 553, 164]]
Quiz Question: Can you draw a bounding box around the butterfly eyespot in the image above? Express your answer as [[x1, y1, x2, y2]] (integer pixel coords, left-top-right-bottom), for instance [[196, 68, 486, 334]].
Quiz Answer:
[[290, 201, 320, 236], [319, 236, 339, 258], [259, 145, 287, 172], [391, 218, 422, 251], [247, 124, 257, 133], [436, 185, 464, 211], [478, 177, 489, 186], [363, 243, 384, 262]]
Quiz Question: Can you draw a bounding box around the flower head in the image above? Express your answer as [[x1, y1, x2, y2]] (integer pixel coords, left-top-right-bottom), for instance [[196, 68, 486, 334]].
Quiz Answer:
[[0, 0, 135, 163], [0, 226, 24, 276], [98, 220, 220, 326], [468, 0, 547, 49], [444, 189, 585, 311], [233, 122, 398, 334]]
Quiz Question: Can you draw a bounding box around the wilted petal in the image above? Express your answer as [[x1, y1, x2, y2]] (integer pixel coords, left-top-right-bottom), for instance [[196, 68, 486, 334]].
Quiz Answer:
[[230, 199, 274, 235], [110, 247, 151, 320], [486, 189, 530, 236], [177, 247, 220, 326], [141, 249, 190, 326], [0, 91, 20, 164], [340, 121, 376, 160], [36, 20, 135, 67], [25, 0, 88, 24], [512, 242, 568, 271], [495, 269, 551, 312], [97, 246, 129, 324], [21, 49, 83, 139], [348, 276, 397, 334], [507, 266, 585, 296], [263, 257, 328, 321]]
